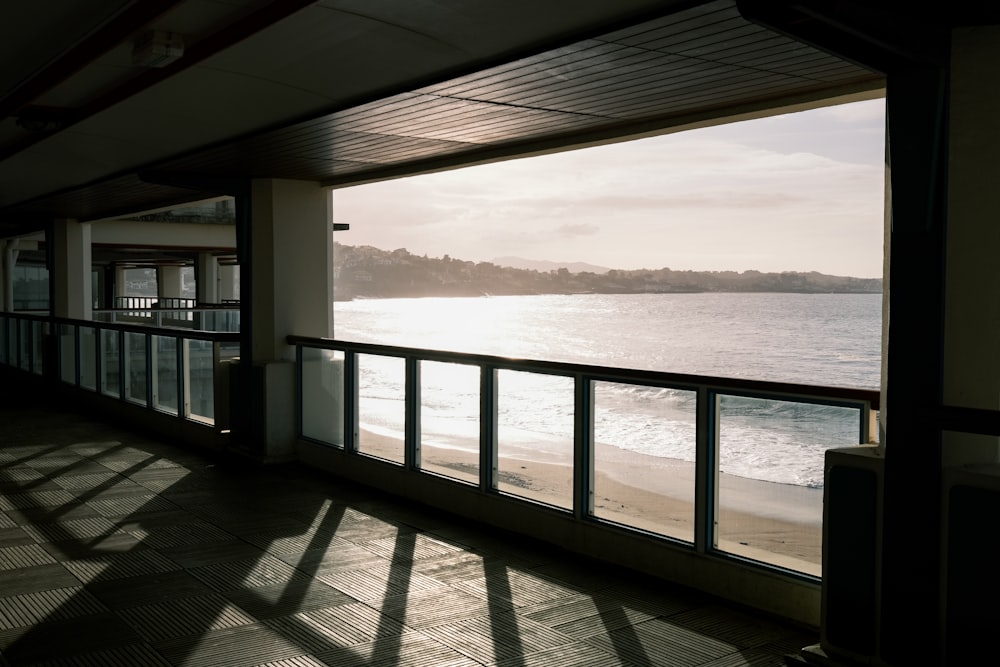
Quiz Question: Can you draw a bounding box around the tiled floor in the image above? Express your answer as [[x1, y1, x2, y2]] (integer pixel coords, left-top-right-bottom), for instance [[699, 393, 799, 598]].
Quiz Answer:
[[0, 387, 816, 666]]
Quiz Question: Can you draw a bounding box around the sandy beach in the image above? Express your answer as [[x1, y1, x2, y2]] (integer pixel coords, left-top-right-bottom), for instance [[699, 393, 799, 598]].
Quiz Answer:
[[356, 429, 823, 576]]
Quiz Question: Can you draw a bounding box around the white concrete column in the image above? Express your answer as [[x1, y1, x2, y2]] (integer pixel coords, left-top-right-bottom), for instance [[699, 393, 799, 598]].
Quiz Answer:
[[219, 264, 238, 302], [251, 179, 332, 362], [197, 252, 219, 304], [114, 265, 128, 299], [246, 179, 332, 460], [942, 26, 1000, 464], [52, 220, 92, 320], [158, 266, 184, 300]]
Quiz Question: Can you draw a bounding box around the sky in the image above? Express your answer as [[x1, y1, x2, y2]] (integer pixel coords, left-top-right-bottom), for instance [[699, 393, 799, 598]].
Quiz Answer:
[[331, 97, 886, 278]]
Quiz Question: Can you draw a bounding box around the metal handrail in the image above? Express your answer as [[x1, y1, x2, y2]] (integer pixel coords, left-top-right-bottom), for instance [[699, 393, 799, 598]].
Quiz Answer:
[[0, 312, 239, 430], [58, 316, 240, 342], [287, 334, 880, 576], [286, 335, 880, 410]]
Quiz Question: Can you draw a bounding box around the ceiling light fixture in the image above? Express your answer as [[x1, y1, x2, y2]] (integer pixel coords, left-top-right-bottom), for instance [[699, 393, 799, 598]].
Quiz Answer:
[[15, 108, 68, 133], [132, 30, 185, 68]]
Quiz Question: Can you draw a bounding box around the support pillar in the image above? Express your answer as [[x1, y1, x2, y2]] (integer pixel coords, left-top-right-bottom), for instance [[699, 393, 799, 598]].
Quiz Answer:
[[219, 264, 238, 302], [113, 264, 129, 308], [52, 220, 92, 320], [157, 265, 184, 305], [938, 26, 1000, 666], [942, 27, 1000, 451], [196, 252, 220, 304], [242, 179, 332, 460], [100, 264, 115, 310], [877, 63, 950, 667]]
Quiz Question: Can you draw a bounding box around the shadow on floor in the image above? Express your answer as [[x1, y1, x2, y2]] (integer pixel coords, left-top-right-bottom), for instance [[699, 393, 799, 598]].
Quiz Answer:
[[0, 383, 816, 666]]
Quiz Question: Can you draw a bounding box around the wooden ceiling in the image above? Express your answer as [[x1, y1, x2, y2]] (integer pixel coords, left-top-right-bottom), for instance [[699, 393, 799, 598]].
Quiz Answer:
[[0, 0, 888, 232]]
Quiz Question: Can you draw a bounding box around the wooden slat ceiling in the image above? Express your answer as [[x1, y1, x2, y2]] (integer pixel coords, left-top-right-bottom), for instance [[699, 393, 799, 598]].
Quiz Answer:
[[1, 0, 883, 227]]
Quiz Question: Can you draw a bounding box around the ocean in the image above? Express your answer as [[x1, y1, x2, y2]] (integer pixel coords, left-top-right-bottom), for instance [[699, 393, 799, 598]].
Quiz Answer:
[[333, 292, 882, 488]]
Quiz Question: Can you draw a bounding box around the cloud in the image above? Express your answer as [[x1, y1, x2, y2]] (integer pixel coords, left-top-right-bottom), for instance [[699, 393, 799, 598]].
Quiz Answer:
[[556, 223, 600, 237], [333, 99, 886, 276]]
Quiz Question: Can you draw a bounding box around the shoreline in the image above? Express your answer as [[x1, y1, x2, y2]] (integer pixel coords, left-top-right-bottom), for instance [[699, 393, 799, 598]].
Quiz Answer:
[[356, 427, 824, 573], [335, 289, 883, 302]]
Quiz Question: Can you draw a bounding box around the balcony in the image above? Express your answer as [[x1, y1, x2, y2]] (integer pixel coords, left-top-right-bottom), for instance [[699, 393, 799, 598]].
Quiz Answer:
[[289, 337, 877, 584], [0, 370, 816, 666], [1, 310, 879, 628]]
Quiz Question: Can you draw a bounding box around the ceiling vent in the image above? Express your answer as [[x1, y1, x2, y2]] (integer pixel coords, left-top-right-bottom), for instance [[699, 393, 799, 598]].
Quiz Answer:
[[132, 30, 184, 68]]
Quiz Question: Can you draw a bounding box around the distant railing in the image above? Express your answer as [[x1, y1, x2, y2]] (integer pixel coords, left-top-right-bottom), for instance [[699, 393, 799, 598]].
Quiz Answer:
[[0, 311, 47, 376], [94, 307, 241, 332], [288, 335, 879, 578], [0, 311, 239, 429], [113, 296, 197, 310]]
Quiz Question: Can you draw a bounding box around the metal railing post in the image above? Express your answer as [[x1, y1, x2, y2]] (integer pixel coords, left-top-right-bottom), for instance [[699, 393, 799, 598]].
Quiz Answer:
[[178, 335, 188, 419], [573, 374, 595, 520], [344, 351, 359, 453], [73, 323, 81, 386], [480, 364, 498, 493], [405, 356, 421, 471], [145, 333, 154, 409], [695, 386, 718, 555]]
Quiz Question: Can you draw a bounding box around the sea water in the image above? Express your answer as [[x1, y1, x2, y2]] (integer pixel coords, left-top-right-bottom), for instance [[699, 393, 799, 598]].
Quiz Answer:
[[333, 292, 882, 488]]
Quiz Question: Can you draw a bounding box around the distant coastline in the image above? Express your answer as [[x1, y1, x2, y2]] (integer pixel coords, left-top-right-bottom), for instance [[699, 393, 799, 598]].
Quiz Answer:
[[333, 243, 882, 301]]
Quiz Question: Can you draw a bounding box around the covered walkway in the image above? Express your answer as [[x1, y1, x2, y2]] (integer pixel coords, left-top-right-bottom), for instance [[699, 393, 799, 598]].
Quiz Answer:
[[0, 381, 813, 666]]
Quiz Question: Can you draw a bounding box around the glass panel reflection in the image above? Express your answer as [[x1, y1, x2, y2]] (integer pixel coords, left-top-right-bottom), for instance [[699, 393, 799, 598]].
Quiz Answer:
[[59, 323, 75, 383], [357, 353, 405, 464], [101, 329, 120, 397], [186, 338, 215, 424], [716, 395, 860, 576], [593, 381, 696, 542], [301, 348, 345, 446], [420, 361, 480, 485], [153, 335, 178, 415], [124, 332, 147, 405], [79, 326, 96, 390], [31, 321, 43, 375], [496, 369, 573, 510]]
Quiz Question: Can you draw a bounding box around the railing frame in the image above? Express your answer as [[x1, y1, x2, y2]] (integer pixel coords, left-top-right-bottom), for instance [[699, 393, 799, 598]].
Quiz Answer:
[[0, 311, 238, 432], [289, 335, 880, 577]]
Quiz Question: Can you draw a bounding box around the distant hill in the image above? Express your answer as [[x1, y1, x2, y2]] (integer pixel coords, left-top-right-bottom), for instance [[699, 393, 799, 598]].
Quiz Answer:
[[333, 243, 882, 300], [492, 256, 611, 274]]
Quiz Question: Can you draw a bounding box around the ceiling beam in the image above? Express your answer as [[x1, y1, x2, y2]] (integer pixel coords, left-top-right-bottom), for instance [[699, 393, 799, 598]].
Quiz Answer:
[[738, 0, 949, 73]]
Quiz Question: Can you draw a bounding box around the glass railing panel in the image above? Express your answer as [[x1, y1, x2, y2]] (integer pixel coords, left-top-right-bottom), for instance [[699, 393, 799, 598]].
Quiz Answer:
[[79, 326, 97, 389], [496, 369, 574, 509], [716, 395, 861, 576], [420, 360, 480, 485], [18, 319, 32, 372], [124, 331, 147, 405], [223, 310, 240, 332], [185, 338, 215, 424], [160, 309, 195, 328], [30, 321, 43, 375], [219, 341, 240, 363], [357, 353, 405, 464], [152, 335, 179, 415], [101, 329, 121, 397], [7, 317, 15, 366], [592, 381, 697, 542], [58, 323, 75, 383], [301, 348, 345, 446]]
